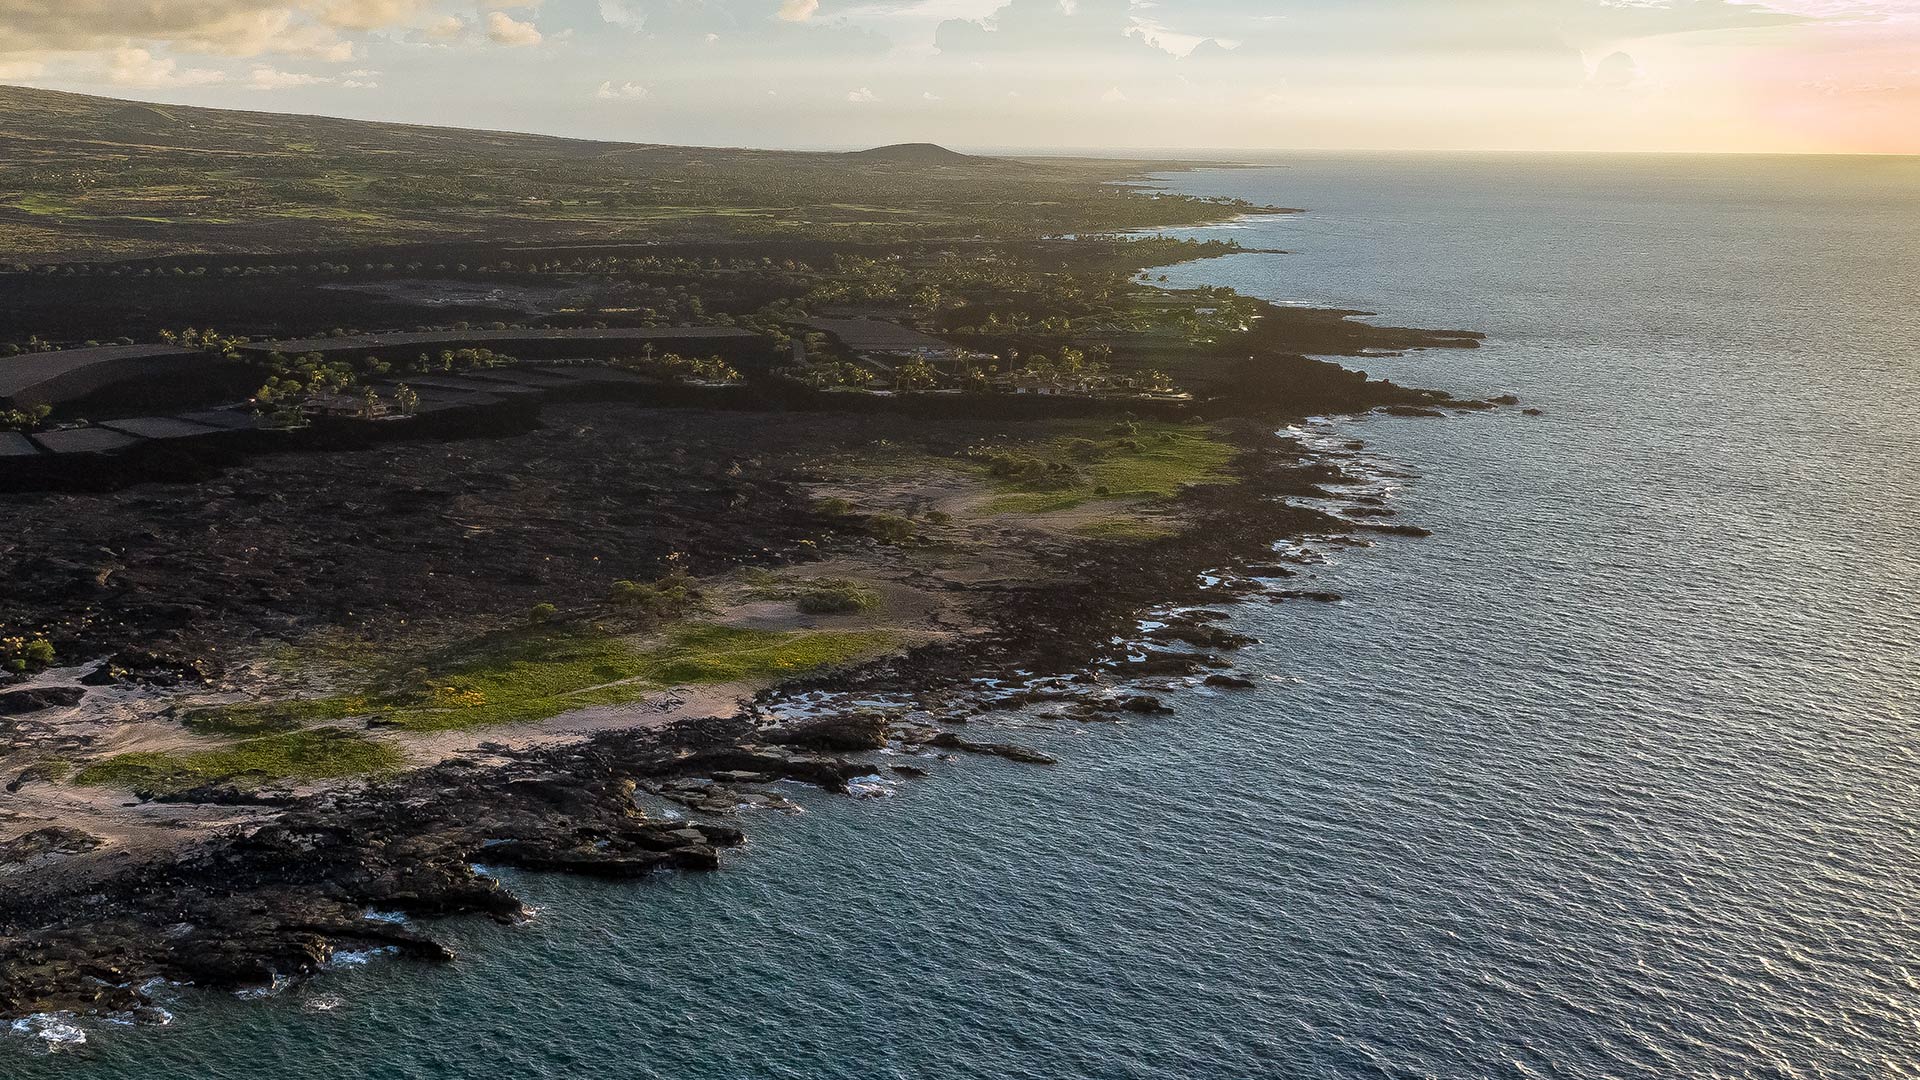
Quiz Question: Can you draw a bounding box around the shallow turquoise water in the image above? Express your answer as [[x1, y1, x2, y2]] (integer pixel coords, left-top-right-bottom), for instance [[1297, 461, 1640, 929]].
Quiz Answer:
[[12, 154, 1920, 1077]]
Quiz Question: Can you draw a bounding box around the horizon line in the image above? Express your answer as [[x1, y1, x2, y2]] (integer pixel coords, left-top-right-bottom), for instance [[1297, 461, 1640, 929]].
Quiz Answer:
[[8, 81, 1918, 162]]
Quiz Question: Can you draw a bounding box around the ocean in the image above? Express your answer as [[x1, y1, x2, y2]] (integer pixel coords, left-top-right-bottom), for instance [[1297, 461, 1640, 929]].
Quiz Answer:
[[12, 153, 1919, 1078]]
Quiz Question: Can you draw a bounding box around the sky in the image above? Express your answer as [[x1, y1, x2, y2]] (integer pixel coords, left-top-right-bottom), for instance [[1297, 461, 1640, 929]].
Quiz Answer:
[[0, 0, 1914, 154]]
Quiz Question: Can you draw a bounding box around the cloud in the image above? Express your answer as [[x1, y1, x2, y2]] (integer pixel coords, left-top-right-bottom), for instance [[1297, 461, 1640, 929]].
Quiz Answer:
[[595, 79, 650, 99], [105, 47, 227, 88], [414, 14, 469, 40], [0, 0, 428, 68], [317, 0, 436, 32], [847, 85, 877, 101], [485, 10, 542, 45], [776, 0, 820, 22], [936, 0, 1167, 56], [247, 65, 332, 88], [0, 2, 315, 58]]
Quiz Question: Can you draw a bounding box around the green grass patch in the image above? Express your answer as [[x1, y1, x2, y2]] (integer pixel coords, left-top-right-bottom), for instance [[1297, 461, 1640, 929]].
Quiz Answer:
[[179, 623, 896, 735], [383, 622, 894, 732], [74, 729, 403, 794], [1071, 517, 1179, 541], [747, 576, 884, 615], [180, 697, 369, 736], [978, 422, 1236, 514]]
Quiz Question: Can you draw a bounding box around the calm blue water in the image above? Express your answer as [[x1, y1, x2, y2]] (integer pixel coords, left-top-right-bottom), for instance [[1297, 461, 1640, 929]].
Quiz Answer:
[[14, 154, 1920, 1077]]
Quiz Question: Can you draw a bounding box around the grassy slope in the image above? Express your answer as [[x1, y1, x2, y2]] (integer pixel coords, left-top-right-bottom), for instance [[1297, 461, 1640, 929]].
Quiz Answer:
[[74, 622, 893, 791], [978, 420, 1238, 514], [73, 729, 404, 792], [0, 86, 1249, 261]]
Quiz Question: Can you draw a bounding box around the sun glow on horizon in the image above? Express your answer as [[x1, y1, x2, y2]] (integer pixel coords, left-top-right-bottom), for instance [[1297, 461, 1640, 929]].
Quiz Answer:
[[0, 0, 1911, 155]]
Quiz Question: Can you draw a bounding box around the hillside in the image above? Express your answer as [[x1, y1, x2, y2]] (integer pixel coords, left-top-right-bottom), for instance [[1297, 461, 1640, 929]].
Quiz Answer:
[[849, 143, 983, 165], [0, 86, 1246, 262]]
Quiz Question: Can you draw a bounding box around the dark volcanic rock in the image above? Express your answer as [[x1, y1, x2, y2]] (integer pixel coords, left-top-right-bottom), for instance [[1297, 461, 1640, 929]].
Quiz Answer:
[[1113, 649, 1229, 678], [675, 747, 871, 793], [1203, 674, 1258, 690], [764, 712, 891, 753], [923, 732, 1056, 765], [0, 403, 1474, 1025], [147, 783, 298, 807], [0, 826, 103, 864], [1143, 623, 1258, 650], [85, 649, 220, 687], [0, 686, 85, 715], [0, 726, 760, 1019]]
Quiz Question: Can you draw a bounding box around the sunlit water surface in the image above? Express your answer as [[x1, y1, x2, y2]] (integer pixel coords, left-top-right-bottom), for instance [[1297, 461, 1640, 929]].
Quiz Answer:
[[12, 154, 1920, 1078]]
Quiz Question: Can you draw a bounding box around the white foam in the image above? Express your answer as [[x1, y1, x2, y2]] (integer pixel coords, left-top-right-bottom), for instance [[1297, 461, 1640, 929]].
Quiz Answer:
[[328, 946, 398, 968], [845, 774, 896, 799], [234, 974, 290, 1000], [11, 1013, 87, 1049]]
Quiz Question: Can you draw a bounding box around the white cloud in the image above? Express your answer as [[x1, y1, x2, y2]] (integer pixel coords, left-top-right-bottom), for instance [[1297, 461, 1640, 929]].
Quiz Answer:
[[317, 0, 435, 32], [417, 14, 469, 40], [248, 66, 330, 88], [597, 0, 647, 29], [485, 10, 543, 45], [848, 85, 877, 101], [0, 2, 358, 62], [777, 0, 821, 21], [596, 79, 650, 99], [106, 47, 227, 88]]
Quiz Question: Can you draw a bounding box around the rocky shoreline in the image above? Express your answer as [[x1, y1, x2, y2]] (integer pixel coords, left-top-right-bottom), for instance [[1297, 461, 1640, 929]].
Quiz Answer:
[[0, 404, 1456, 1025]]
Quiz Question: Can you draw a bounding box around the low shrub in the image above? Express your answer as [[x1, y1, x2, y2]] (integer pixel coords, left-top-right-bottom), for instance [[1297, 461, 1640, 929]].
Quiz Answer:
[[793, 581, 882, 615], [1, 634, 56, 673], [609, 567, 704, 620]]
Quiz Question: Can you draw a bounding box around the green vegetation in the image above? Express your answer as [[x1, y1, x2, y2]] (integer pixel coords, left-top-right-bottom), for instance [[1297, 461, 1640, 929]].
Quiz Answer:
[[180, 697, 368, 737], [971, 421, 1237, 514], [172, 623, 893, 736], [796, 582, 882, 615], [863, 514, 919, 545], [14, 757, 72, 786], [251, 346, 514, 417], [373, 622, 892, 732], [812, 498, 921, 544], [748, 575, 884, 615], [1071, 518, 1180, 541], [608, 565, 705, 619], [615, 351, 742, 385], [1, 405, 52, 433], [0, 85, 1261, 261], [74, 729, 404, 793], [0, 633, 57, 673]]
